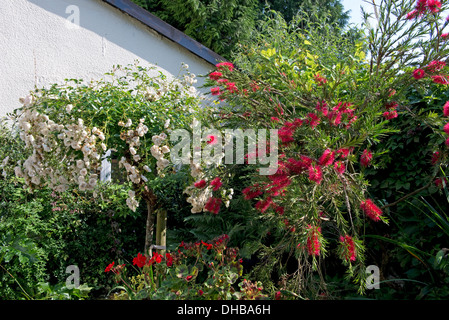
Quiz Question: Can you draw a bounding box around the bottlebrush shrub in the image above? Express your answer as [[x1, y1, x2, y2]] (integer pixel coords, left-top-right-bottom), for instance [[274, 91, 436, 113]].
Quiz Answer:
[[105, 235, 268, 300], [194, 0, 449, 295], [8, 62, 209, 252]]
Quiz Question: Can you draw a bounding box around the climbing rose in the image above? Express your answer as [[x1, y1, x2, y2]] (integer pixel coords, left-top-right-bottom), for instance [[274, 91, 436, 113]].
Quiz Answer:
[[360, 199, 383, 221]]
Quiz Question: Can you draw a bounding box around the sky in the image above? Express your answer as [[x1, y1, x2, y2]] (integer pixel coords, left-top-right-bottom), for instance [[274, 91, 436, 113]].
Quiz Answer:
[[341, 0, 375, 26]]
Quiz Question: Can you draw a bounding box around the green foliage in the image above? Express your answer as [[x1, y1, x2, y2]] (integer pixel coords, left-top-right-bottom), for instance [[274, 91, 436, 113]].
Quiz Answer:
[[107, 235, 268, 300]]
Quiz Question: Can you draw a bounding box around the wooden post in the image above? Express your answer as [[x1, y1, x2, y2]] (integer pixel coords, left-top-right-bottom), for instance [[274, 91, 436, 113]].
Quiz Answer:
[[155, 209, 167, 255]]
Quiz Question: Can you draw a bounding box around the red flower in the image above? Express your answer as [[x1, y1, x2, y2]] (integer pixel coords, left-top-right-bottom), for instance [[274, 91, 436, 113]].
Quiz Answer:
[[340, 235, 357, 262], [360, 149, 373, 167], [444, 122, 449, 135], [308, 165, 323, 184], [360, 199, 383, 221], [406, 9, 419, 19], [443, 101, 449, 117], [385, 101, 398, 110], [441, 33, 449, 40], [210, 87, 221, 96], [201, 240, 213, 250], [186, 275, 193, 281], [426, 60, 446, 73], [216, 62, 234, 72], [314, 73, 327, 86], [334, 161, 345, 175], [271, 116, 280, 122], [427, 0, 441, 13], [307, 113, 321, 128], [432, 75, 449, 84], [133, 253, 147, 268], [278, 126, 295, 144], [318, 149, 335, 167], [206, 134, 218, 145], [435, 177, 448, 188], [255, 197, 273, 213], [226, 82, 238, 93], [166, 253, 173, 267], [431, 151, 440, 165], [242, 184, 263, 200], [194, 179, 207, 189], [204, 197, 222, 214], [306, 225, 321, 256], [337, 148, 351, 158], [210, 177, 222, 191], [413, 68, 425, 79], [383, 110, 398, 120], [209, 71, 223, 81], [105, 262, 115, 273]]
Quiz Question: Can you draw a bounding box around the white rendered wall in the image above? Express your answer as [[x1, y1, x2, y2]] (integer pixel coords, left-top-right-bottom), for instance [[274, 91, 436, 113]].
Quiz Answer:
[[0, 0, 215, 115]]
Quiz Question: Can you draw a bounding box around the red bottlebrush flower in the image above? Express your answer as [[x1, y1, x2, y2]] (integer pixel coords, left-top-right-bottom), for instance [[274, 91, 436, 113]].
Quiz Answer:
[[306, 225, 321, 256], [446, 137, 449, 146], [316, 101, 329, 116], [383, 110, 398, 120], [431, 151, 440, 165], [413, 68, 425, 79], [194, 179, 207, 189], [427, 0, 441, 13], [441, 33, 449, 40], [210, 177, 223, 191], [440, 121, 449, 134], [318, 149, 335, 167], [314, 73, 327, 86], [406, 9, 419, 19], [198, 290, 204, 296], [307, 113, 321, 128], [275, 291, 282, 300], [360, 199, 383, 222], [209, 71, 222, 81], [250, 81, 260, 92], [133, 253, 147, 268], [385, 101, 398, 110], [327, 111, 342, 126], [427, 60, 446, 73], [105, 262, 115, 273], [432, 75, 449, 85], [271, 116, 280, 122], [226, 82, 238, 93], [337, 148, 351, 159], [308, 165, 323, 184], [443, 101, 449, 117], [435, 177, 448, 188], [217, 78, 229, 85], [204, 197, 222, 214], [339, 235, 357, 262], [278, 126, 295, 144], [360, 149, 373, 167], [255, 197, 273, 213], [210, 87, 221, 96], [334, 161, 345, 175], [415, 0, 428, 14], [216, 61, 234, 72], [166, 253, 173, 267], [242, 184, 263, 200]]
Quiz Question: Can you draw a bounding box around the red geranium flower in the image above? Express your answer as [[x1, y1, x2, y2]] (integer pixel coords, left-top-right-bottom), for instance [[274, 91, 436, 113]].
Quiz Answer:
[[105, 262, 115, 273], [133, 252, 147, 268]]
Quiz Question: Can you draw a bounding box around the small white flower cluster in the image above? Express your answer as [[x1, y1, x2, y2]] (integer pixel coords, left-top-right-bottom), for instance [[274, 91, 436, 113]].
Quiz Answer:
[[15, 97, 105, 193], [221, 188, 234, 208], [118, 118, 151, 211], [126, 190, 139, 213], [150, 132, 170, 177], [184, 184, 213, 213], [0, 156, 9, 178]]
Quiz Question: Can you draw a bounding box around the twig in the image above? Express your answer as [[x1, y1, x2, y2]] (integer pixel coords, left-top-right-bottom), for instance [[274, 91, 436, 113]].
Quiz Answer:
[[381, 182, 431, 209]]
